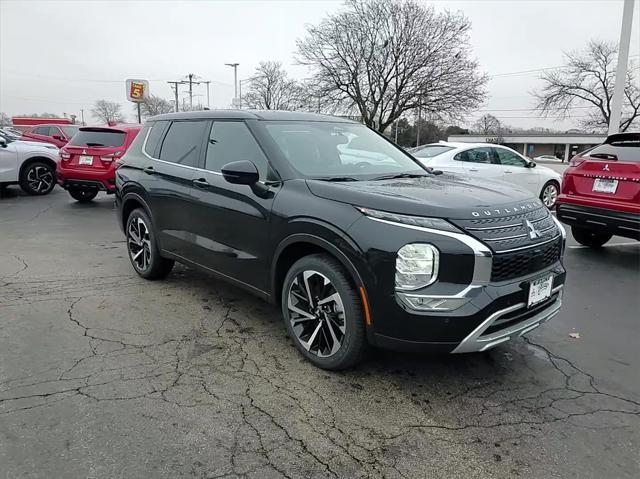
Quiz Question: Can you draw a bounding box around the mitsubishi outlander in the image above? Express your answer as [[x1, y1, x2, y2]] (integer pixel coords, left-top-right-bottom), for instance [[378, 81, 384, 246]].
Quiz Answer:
[[115, 111, 567, 370]]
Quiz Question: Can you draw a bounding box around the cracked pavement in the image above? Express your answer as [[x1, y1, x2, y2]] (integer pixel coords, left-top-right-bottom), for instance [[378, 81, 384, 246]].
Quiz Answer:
[[1, 188, 639, 478]]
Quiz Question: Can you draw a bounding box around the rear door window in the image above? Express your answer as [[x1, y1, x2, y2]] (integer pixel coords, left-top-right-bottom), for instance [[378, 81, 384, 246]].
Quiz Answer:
[[69, 129, 126, 147], [455, 147, 495, 164], [33, 126, 52, 136], [158, 120, 209, 167]]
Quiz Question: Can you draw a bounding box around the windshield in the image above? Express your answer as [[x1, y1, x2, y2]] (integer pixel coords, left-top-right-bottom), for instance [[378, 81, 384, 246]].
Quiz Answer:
[[412, 144, 454, 158], [61, 125, 79, 137], [69, 129, 126, 147], [264, 121, 425, 179]]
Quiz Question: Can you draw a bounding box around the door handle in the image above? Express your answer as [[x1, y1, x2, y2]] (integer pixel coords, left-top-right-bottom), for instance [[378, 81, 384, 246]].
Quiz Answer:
[[468, 168, 479, 172], [192, 178, 210, 188], [504, 170, 513, 174], [143, 166, 155, 175]]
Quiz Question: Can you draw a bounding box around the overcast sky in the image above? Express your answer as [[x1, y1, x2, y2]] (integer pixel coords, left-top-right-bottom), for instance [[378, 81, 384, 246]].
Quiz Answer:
[[1, 0, 638, 130]]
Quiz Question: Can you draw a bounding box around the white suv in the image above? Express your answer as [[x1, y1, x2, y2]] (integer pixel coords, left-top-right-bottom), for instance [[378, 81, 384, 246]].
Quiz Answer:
[[0, 132, 59, 195]]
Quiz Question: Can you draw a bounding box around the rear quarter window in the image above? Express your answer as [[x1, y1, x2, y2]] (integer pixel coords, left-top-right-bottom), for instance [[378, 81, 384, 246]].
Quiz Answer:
[[143, 121, 170, 157]]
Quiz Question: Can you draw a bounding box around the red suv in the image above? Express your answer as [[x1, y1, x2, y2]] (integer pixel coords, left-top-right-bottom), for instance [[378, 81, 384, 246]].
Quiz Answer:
[[556, 132, 640, 247], [57, 124, 141, 202], [22, 124, 80, 148]]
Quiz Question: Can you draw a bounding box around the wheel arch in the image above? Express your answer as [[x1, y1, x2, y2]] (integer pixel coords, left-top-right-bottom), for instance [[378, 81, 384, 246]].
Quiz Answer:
[[271, 233, 366, 306], [18, 156, 57, 180], [120, 191, 153, 231]]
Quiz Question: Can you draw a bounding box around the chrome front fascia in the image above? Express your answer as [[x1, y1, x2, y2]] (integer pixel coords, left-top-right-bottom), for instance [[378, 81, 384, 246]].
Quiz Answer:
[[451, 285, 564, 353]]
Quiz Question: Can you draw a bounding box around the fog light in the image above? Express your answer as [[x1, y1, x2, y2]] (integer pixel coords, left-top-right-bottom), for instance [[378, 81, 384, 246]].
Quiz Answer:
[[397, 293, 470, 311], [396, 243, 439, 290]]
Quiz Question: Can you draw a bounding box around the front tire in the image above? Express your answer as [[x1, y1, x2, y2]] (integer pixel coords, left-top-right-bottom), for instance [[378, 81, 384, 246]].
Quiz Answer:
[[540, 181, 559, 208], [69, 188, 98, 202], [19, 161, 56, 195], [125, 208, 174, 279], [572, 227, 612, 248], [281, 254, 366, 370]]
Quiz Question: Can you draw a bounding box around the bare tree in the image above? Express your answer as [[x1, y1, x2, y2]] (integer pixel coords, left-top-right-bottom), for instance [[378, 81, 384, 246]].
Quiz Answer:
[[243, 62, 303, 110], [136, 95, 175, 119], [0, 112, 11, 126], [92, 100, 124, 124], [473, 114, 501, 135], [534, 40, 640, 132], [296, 0, 487, 132]]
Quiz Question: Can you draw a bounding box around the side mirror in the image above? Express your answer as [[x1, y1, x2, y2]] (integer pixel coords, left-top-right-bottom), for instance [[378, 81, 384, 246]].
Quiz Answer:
[[52, 134, 63, 141], [526, 161, 536, 168], [0, 138, 6, 148], [221, 160, 259, 185]]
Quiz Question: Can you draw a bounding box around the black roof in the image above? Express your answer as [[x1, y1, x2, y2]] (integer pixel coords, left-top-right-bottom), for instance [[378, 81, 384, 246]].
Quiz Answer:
[[150, 110, 355, 123]]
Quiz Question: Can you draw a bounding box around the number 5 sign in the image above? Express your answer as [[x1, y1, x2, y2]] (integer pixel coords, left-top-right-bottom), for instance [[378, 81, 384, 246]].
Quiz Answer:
[[126, 79, 149, 102]]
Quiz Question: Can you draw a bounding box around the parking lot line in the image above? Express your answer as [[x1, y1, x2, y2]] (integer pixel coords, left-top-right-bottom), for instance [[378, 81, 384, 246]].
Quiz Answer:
[[568, 241, 639, 249]]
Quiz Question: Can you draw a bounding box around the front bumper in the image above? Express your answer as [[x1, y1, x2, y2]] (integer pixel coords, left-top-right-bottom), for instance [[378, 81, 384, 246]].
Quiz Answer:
[[557, 202, 640, 240]]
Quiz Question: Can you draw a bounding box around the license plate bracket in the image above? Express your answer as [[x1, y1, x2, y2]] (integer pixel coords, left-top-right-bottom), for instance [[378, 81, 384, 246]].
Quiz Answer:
[[528, 275, 553, 307], [593, 178, 618, 194]]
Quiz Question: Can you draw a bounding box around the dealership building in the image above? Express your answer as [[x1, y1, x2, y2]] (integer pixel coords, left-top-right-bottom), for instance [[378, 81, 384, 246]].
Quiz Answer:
[[447, 133, 606, 162]]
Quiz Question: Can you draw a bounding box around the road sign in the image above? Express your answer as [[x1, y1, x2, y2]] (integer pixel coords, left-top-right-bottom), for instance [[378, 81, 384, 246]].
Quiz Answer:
[[126, 79, 149, 103]]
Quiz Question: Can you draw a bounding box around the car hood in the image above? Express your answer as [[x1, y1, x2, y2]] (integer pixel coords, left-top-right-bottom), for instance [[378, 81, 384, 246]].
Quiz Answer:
[[15, 139, 58, 150], [306, 173, 540, 220]]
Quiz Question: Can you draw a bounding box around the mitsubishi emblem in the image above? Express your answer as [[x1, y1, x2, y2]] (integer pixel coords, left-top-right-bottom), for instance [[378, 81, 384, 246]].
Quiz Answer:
[[603, 164, 610, 171], [82, 149, 87, 155], [524, 219, 542, 240]]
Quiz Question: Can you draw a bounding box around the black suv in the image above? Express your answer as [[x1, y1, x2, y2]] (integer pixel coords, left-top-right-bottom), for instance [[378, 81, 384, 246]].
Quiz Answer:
[[116, 111, 567, 370]]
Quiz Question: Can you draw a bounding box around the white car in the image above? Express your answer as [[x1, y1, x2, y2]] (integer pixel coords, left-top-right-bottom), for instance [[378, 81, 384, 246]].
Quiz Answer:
[[0, 133, 59, 195], [533, 154, 562, 163], [412, 142, 562, 207]]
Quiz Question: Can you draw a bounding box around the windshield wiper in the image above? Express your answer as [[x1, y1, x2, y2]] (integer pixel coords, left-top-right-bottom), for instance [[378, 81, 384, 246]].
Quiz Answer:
[[315, 176, 360, 182], [85, 142, 106, 147], [372, 173, 428, 180]]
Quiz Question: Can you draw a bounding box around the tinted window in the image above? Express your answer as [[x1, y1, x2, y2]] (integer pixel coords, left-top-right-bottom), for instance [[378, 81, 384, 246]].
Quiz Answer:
[[205, 121, 269, 178], [412, 145, 454, 158], [144, 121, 169, 157], [264, 121, 423, 179], [60, 126, 79, 137], [69, 129, 126, 147], [588, 142, 640, 162], [159, 120, 208, 167], [455, 147, 495, 164], [34, 126, 52, 136], [495, 148, 526, 166]]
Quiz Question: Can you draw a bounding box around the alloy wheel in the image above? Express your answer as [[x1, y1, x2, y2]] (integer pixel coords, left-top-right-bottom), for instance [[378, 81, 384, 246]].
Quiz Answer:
[[27, 166, 53, 193], [542, 183, 558, 207], [287, 270, 346, 357], [127, 217, 152, 271]]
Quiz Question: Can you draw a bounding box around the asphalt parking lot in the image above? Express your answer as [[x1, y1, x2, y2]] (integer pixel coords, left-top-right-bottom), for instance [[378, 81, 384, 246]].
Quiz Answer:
[[1, 187, 639, 479]]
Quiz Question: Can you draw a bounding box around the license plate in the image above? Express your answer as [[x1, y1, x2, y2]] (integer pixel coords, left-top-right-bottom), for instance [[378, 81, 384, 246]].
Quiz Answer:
[[528, 275, 553, 307], [593, 178, 618, 193], [78, 155, 93, 165]]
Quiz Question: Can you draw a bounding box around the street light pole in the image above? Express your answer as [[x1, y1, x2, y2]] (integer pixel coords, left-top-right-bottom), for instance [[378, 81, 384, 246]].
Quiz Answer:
[[225, 63, 240, 102], [608, 0, 635, 136]]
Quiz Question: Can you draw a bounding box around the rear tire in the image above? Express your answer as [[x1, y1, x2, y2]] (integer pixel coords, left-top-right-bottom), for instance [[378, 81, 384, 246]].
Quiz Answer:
[[125, 208, 174, 279], [571, 227, 612, 248], [281, 254, 366, 370], [19, 161, 56, 195], [69, 188, 98, 202]]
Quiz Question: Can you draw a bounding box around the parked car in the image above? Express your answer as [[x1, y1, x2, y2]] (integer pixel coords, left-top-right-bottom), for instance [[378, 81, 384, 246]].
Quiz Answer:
[[0, 133, 59, 195], [115, 111, 566, 370], [0, 127, 23, 139], [534, 154, 562, 162], [21, 123, 80, 148], [412, 142, 563, 208], [57, 124, 142, 202], [556, 132, 639, 247]]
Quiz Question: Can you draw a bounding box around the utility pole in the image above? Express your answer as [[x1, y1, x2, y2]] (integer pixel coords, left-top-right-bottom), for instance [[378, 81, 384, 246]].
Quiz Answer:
[[187, 73, 195, 110], [80, 109, 85, 126], [225, 63, 240, 104], [238, 79, 250, 109], [416, 96, 422, 147], [167, 81, 180, 112], [395, 119, 399, 143], [608, 0, 635, 136]]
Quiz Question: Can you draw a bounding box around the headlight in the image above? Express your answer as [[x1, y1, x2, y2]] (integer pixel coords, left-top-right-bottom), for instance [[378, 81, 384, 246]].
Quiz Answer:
[[396, 243, 439, 290], [355, 207, 460, 233]]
